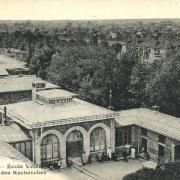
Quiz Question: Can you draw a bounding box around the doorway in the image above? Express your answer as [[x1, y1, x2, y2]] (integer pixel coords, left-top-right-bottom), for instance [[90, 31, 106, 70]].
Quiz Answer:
[[175, 144, 180, 161], [141, 137, 147, 152], [66, 130, 83, 158]]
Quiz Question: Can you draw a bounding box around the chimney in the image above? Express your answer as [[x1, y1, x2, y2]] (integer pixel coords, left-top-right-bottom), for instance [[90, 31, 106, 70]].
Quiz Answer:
[[108, 89, 114, 110], [151, 105, 160, 111], [32, 81, 46, 101], [3, 106, 8, 125]]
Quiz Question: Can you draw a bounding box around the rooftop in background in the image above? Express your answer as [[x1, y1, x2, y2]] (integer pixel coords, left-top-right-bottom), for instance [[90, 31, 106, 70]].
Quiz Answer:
[[0, 123, 30, 143], [0, 53, 26, 69], [1, 98, 115, 129], [116, 108, 180, 141], [36, 89, 77, 99], [0, 68, 9, 76], [0, 75, 59, 93]]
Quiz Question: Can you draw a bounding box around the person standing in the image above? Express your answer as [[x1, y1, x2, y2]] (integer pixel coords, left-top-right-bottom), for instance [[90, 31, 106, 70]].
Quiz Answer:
[[107, 147, 112, 160], [122, 148, 128, 162], [131, 147, 136, 159], [82, 151, 87, 166]]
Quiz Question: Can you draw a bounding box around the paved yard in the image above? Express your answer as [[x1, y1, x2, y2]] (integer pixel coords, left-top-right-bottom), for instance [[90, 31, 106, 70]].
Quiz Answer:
[[51, 159, 145, 180]]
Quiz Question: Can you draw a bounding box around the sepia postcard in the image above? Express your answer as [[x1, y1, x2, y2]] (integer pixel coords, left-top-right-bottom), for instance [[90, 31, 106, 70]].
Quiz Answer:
[[0, 0, 180, 179]]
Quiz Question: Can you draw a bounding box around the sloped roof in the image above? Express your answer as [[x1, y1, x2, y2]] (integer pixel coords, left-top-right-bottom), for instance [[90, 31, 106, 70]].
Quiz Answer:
[[1, 98, 115, 129], [0, 123, 30, 143], [0, 141, 67, 179], [0, 68, 9, 76], [0, 53, 26, 69], [0, 75, 59, 93], [0, 141, 32, 164], [116, 108, 180, 141]]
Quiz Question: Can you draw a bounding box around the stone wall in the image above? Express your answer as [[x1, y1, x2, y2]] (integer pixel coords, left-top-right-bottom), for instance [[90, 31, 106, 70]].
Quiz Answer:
[[32, 118, 114, 167]]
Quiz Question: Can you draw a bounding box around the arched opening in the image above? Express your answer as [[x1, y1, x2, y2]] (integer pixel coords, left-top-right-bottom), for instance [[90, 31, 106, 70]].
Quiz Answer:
[[90, 127, 106, 152], [40, 134, 60, 164], [66, 130, 83, 158]]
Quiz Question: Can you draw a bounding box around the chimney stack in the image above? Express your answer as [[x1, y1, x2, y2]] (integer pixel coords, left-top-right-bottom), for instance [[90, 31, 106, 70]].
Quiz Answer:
[[32, 80, 46, 101], [3, 106, 8, 125]]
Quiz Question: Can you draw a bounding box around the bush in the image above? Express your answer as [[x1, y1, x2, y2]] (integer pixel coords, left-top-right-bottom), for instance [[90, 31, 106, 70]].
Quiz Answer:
[[123, 162, 180, 180]]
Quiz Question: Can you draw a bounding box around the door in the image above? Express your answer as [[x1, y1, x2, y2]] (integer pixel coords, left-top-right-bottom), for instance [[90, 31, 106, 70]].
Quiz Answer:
[[175, 145, 180, 161], [66, 130, 83, 158], [158, 144, 165, 158], [141, 138, 147, 152], [67, 141, 83, 158]]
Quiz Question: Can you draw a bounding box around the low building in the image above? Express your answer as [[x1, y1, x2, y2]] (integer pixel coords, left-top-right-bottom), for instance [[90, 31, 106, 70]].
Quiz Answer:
[[0, 73, 179, 168], [0, 68, 9, 78], [0, 82, 115, 167], [0, 53, 28, 76], [0, 75, 59, 105], [115, 108, 180, 163]]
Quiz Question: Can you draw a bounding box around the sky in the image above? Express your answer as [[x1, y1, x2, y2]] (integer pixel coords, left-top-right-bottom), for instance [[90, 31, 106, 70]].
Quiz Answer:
[[0, 0, 180, 20]]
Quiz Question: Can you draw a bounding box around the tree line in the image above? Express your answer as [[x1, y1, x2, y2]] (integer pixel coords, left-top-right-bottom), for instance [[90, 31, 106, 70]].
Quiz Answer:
[[1, 28, 180, 117]]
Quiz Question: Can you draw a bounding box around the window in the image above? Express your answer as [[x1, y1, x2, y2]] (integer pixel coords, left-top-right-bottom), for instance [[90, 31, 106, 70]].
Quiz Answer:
[[115, 127, 131, 147], [40, 134, 59, 161], [67, 130, 83, 142], [141, 128, 147, 136], [90, 127, 106, 152], [12, 141, 32, 160], [159, 134, 166, 144], [175, 145, 180, 160], [158, 145, 165, 157], [0, 112, 2, 124]]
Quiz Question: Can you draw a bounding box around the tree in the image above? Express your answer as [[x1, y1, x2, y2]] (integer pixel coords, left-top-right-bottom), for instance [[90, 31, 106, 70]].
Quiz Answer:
[[145, 54, 180, 117], [123, 161, 180, 180]]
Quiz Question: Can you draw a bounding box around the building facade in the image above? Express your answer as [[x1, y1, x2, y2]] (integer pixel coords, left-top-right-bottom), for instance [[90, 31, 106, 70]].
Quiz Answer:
[[0, 81, 115, 167], [0, 75, 180, 168], [115, 109, 180, 163]]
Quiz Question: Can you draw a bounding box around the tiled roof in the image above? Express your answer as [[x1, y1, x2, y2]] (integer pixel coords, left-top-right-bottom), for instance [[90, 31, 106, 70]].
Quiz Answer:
[[116, 108, 180, 141], [0, 75, 59, 93], [2, 98, 115, 129], [0, 123, 30, 143]]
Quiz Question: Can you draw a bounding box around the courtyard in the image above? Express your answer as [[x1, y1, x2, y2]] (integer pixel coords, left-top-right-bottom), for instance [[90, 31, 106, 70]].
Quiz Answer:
[[51, 159, 153, 180]]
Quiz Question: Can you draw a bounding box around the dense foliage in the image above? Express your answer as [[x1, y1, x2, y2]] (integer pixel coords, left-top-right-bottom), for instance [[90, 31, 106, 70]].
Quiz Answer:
[[1, 22, 180, 116], [123, 162, 180, 180]]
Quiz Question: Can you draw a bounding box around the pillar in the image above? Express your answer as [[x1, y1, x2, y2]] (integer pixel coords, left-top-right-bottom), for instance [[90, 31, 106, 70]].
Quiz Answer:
[[30, 129, 41, 165], [110, 119, 115, 152], [60, 136, 67, 168], [171, 142, 175, 162]]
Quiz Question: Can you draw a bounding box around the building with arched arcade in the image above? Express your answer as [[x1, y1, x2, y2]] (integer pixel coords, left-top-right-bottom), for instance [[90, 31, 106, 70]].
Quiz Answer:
[[0, 78, 180, 168], [0, 81, 115, 167]]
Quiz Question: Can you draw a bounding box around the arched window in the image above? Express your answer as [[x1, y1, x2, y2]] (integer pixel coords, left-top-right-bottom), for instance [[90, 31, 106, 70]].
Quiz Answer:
[[41, 134, 59, 161], [67, 130, 83, 142], [90, 127, 106, 152]]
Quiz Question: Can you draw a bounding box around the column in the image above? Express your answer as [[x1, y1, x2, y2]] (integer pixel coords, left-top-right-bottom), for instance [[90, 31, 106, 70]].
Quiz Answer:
[[110, 119, 115, 152], [60, 135, 67, 168], [30, 129, 41, 165], [171, 142, 175, 162], [84, 134, 90, 157]]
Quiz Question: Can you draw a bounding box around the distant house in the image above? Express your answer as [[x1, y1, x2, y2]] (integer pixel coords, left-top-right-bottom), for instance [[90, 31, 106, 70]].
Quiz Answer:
[[109, 32, 117, 39], [0, 68, 9, 78], [0, 53, 29, 76]]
